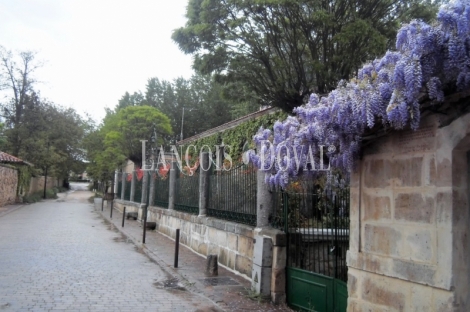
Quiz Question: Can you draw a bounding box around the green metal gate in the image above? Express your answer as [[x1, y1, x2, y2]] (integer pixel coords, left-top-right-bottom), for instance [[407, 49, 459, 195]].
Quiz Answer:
[[274, 186, 349, 312]]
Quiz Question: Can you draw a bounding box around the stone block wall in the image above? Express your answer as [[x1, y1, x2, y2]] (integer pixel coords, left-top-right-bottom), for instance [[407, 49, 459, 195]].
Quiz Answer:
[[0, 165, 18, 207], [347, 113, 470, 311], [29, 176, 59, 195], [113, 200, 255, 279]]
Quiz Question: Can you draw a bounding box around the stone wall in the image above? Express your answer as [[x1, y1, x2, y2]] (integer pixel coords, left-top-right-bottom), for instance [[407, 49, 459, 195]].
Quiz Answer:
[[113, 200, 254, 279], [0, 165, 18, 207], [28, 176, 59, 195], [347, 112, 470, 311]]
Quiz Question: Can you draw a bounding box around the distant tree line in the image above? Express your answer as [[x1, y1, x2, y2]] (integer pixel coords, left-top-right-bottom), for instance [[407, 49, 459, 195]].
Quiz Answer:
[[0, 46, 90, 183]]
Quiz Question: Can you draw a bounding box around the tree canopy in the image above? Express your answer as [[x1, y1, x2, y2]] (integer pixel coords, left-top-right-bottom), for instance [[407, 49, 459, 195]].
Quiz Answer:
[[0, 47, 89, 180], [249, 0, 470, 187], [85, 106, 173, 181], [115, 73, 259, 143], [172, 0, 441, 112], [0, 122, 5, 150]]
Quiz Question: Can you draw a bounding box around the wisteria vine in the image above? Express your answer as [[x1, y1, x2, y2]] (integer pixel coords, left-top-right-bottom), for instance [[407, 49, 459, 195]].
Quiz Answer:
[[249, 0, 470, 188]]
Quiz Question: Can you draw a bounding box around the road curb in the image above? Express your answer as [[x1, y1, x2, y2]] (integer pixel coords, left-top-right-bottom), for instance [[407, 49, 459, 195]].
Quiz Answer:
[[0, 204, 27, 219], [93, 204, 227, 312]]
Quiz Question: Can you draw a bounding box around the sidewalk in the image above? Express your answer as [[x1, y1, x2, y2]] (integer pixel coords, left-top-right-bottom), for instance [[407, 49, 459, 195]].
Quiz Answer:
[[95, 202, 293, 312], [0, 204, 25, 218]]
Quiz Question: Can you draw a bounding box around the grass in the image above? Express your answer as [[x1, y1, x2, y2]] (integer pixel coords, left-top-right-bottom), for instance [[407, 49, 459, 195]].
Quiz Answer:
[[22, 186, 69, 203], [242, 287, 269, 303], [88, 194, 102, 203]]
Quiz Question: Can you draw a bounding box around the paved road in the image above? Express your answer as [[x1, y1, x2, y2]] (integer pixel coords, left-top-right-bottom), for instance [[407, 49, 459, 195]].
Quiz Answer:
[[0, 184, 218, 311]]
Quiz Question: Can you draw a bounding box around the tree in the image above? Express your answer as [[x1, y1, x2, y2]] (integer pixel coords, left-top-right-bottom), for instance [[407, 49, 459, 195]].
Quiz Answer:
[[9, 94, 89, 180], [85, 106, 173, 180], [0, 122, 5, 150], [250, 1, 469, 187], [143, 74, 259, 142], [172, 0, 440, 112], [0, 46, 41, 155], [116, 91, 147, 110], [84, 126, 124, 186], [0, 47, 89, 182]]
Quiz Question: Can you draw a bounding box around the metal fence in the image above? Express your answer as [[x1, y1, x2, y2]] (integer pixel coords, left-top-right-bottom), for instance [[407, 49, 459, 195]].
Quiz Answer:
[[123, 173, 131, 201], [272, 185, 350, 282], [134, 172, 143, 203], [153, 173, 169, 208], [116, 173, 122, 195], [174, 172, 199, 214], [207, 163, 257, 226]]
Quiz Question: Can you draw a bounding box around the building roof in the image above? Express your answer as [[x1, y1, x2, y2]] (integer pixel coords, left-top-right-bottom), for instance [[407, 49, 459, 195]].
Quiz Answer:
[[176, 107, 279, 145], [0, 151, 31, 166]]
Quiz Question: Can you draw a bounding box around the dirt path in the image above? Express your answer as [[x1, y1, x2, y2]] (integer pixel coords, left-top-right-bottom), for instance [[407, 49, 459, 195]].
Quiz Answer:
[[57, 182, 93, 203]]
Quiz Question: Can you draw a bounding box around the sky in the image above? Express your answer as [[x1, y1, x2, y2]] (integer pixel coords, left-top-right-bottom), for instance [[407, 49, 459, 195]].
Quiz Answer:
[[0, 0, 194, 122]]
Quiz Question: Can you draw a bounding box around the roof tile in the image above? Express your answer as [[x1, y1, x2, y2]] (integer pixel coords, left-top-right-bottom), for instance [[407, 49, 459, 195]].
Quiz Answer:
[[0, 151, 26, 164]]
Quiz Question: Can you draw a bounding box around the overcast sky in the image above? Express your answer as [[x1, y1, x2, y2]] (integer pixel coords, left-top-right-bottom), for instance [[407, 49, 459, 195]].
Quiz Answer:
[[0, 0, 194, 122]]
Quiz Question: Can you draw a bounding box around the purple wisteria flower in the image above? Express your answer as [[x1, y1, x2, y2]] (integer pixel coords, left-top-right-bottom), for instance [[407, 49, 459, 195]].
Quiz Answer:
[[251, 0, 470, 186]]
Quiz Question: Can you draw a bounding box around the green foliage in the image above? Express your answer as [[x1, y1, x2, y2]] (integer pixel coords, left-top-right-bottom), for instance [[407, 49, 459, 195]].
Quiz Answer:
[[17, 165, 34, 195], [0, 122, 6, 150], [0, 47, 90, 180], [23, 188, 58, 203], [7, 96, 88, 179], [116, 91, 146, 110], [85, 105, 172, 180], [116, 73, 260, 143], [179, 110, 287, 164], [172, 0, 440, 111], [105, 105, 172, 164], [0, 47, 40, 156]]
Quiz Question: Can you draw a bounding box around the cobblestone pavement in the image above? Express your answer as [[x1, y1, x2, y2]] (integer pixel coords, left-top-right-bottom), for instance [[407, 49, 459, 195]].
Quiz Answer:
[[96, 203, 292, 312], [0, 186, 220, 311]]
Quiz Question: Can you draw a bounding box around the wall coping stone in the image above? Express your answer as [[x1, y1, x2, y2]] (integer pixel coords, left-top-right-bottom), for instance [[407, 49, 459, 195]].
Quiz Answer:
[[115, 199, 256, 237], [257, 227, 286, 247]]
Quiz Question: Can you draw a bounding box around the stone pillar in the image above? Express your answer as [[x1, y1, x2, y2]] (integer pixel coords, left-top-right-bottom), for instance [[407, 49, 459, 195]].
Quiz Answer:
[[120, 173, 125, 200], [269, 231, 287, 304], [251, 228, 286, 303], [252, 234, 272, 297], [148, 172, 155, 206], [113, 171, 118, 194], [141, 170, 149, 205], [198, 152, 210, 216], [215, 144, 224, 171], [256, 170, 274, 227], [130, 170, 136, 203], [168, 161, 178, 210]]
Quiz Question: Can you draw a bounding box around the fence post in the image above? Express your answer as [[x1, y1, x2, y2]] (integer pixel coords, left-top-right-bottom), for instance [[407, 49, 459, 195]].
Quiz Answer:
[[121, 173, 125, 200], [168, 161, 178, 210], [198, 152, 210, 216], [130, 170, 136, 202], [256, 170, 274, 227]]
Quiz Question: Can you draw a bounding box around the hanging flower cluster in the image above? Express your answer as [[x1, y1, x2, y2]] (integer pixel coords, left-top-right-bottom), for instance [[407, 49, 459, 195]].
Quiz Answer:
[[158, 163, 171, 178], [250, 1, 470, 187], [136, 167, 144, 181]]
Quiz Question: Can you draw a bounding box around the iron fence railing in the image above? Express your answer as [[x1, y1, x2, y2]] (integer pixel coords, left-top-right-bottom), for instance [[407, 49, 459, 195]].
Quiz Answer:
[[153, 173, 169, 208], [123, 173, 131, 201], [272, 187, 349, 282], [174, 172, 199, 214], [207, 163, 257, 226], [116, 173, 122, 195], [134, 172, 143, 203]]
